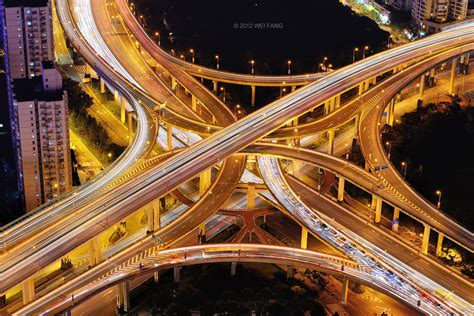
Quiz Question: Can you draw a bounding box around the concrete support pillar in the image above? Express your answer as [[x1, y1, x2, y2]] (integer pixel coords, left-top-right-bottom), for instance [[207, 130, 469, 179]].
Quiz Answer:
[[231, 262, 237, 276], [22, 277, 35, 305], [174, 267, 181, 283], [334, 94, 341, 109], [429, 68, 436, 86], [113, 90, 119, 101], [100, 77, 105, 94], [247, 183, 256, 210], [88, 236, 101, 266], [300, 227, 308, 249], [341, 278, 349, 305], [167, 125, 173, 151], [199, 168, 212, 196], [199, 222, 206, 240], [153, 271, 159, 283], [191, 95, 197, 111], [392, 208, 400, 232], [337, 177, 345, 202], [152, 199, 161, 231], [374, 197, 382, 223], [120, 96, 126, 124], [449, 58, 457, 95], [116, 284, 123, 312], [127, 111, 133, 141], [387, 99, 395, 126], [418, 73, 425, 102], [327, 129, 335, 155], [251, 85, 256, 106], [291, 85, 297, 92], [213, 80, 218, 93], [171, 77, 177, 91], [122, 281, 130, 312], [358, 80, 369, 95], [147, 206, 154, 233], [436, 233, 444, 257], [421, 224, 431, 255]]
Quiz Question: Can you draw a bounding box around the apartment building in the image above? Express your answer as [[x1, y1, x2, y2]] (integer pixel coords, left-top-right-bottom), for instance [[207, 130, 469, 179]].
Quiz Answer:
[[11, 62, 71, 211]]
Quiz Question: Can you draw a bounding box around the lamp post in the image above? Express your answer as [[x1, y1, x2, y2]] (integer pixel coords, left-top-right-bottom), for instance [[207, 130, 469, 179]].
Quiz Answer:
[[353, 47, 359, 63], [215, 55, 220, 70], [189, 49, 195, 63], [385, 141, 392, 160], [363, 45, 369, 59], [235, 104, 240, 116], [323, 56, 328, 70], [287, 60, 292, 75], [180, 54, 185, 61], [250, 60, 255, 75], [401, 161, 408, 178], [436, 190, 442, 209], [154, 32, 160, 46], [220, 86, 226, 103]]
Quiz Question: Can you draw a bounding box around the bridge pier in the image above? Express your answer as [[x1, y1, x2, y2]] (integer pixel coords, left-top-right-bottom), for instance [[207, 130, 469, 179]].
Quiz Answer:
[[460, 53, 470, 74], [392, 207, 400, 232], [153, 271, 159, 283], [247, 183, 256, 209], [386, 99, 395, 126], [198, 222, 206, 244], [337, 176, 345, 202], [199, 168, 212, 197], [213, 80, 218, 93], [116, 281, 130, 314], [300, 227, 308, 249], [0, 294, 5, 308], [88, 236, 101, 266], [167, 125, 173, 151], [327, 129, 335, 155], [436, 232, 444, 257], [22, 277, 35, 305], [418, 73, 425, 106], [171, 77, 178, 91], [291, 85, 297, 92], [286, 266, 294, 279], [292, 160, 301, 178], [449, 58, 457, 95], [421, 224, 431, 255], [147, 199, 162, 233], [100, 77, 105, 94], [372, 196, 382, 223], [231, 262, 237, 276], [358, 80, 369, 95], [341, 278, 349, 305], [251, 85, 256, 106], [174, 267, 182, 283], [191, 95, 197, 111]]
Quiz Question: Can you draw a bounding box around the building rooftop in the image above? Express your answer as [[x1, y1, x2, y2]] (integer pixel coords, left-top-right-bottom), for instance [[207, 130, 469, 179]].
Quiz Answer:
[[12, 77, 63, 102], [4, 0, 48, 8]]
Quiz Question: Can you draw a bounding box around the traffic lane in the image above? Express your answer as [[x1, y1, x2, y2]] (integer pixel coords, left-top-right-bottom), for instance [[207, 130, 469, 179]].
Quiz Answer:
[[286, 176, 474, 304]]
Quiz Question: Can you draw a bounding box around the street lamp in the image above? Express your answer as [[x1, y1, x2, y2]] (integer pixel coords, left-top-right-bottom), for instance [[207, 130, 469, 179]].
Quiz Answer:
[[180, 54, 185, 61], [235, 104, 240, 116], [401, 161, 408, 178], [220, 86, 226, 103], [189, 49, 195, 63], [353, 47, 359, 63], [318, 63, 323, 73], [215, 55, 220, 70], [287, 60, 292, 75], [363, 45, 369, 59], [436, 190, 442, 209], [385, 141, 392, 160], [250, 59, 255, 75], [154, 32, 160, 46], [323, 56, 328, 70]]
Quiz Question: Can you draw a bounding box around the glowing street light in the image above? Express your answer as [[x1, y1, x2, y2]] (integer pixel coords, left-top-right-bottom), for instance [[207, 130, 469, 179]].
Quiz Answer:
[[436, 190, 442, 209], [215, 55, 220, 70], [353, 47, 359, 63], [220, 86, 226, 103], [180, 54, 185, 61], [401, 161, 408, 179], [250, 59, 255, 75], [363, 45, 369, 59], [189, 49, 195, 63], [385, 141, 392, 160], [287, 60, 292, 75], [154, 32, 160, 46]]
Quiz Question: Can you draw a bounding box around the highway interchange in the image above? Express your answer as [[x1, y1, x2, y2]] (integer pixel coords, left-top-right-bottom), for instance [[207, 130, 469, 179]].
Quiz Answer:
[[0, 0, 474, 314]]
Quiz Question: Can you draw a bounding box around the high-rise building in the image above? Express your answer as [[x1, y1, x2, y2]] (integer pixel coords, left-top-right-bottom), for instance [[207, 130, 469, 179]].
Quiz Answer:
[[411, 0, 468, 27], [3, 0, 54, 79], [11, 61, 71, 211]]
